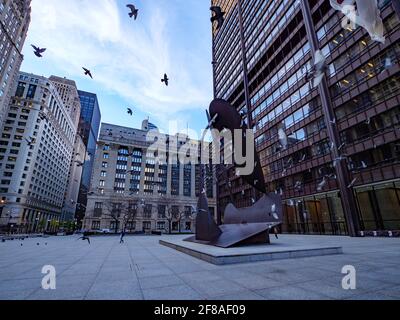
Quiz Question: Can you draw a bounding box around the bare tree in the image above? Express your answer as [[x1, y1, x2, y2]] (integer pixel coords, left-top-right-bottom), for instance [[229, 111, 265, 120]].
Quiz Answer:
[[103, 202, 122, 233], [163, 202, 196, 234], [121, 201, 139, 232], [103, 201, 139, 233]]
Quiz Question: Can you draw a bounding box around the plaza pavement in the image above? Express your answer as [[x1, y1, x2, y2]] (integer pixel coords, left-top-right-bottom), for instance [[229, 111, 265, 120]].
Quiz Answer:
[[0, 234, 399, 300]]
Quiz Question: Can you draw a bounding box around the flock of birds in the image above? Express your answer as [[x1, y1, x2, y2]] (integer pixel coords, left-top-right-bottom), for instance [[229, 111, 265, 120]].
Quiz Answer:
[[30, 4, 198, 119]]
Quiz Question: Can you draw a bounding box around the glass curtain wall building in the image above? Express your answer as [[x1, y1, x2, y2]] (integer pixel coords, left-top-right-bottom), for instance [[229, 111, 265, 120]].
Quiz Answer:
[[76, 90, 101, 225], [212, 0, 400, 235]]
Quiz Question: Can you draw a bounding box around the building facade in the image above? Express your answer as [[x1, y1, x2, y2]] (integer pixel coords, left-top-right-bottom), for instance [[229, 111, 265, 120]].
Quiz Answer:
[[212, 0, 400, 235], [75, 90, 101, 225], [0, 72, 78, 233], [0, 0, 31, 129], [49, 76, 85, 222], [84, 121, 217, 233]]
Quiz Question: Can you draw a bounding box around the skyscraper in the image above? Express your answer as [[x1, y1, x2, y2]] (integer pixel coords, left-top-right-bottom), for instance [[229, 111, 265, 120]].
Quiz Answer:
[[0, 72, 78, 233], [49, 76, 85, 222], [75, 90, 101, 225], [0, 0, 31, 129], [212, 0, 400, 236]]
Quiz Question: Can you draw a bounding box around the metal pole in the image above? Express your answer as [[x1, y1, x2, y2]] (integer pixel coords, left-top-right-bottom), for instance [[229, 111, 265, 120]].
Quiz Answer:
[[237, 0, 253, 127], [210, 0, 222, 225], [300, 0, 360, 237], [238, 0, 258, 204]]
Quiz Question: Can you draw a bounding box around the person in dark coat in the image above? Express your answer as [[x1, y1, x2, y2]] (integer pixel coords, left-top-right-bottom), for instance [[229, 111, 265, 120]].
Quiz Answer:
[[120, 230, 126, 244]]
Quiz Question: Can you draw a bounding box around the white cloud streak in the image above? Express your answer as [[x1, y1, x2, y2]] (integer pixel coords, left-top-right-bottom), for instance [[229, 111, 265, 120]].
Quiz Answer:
[[25, 0, 212, 129]]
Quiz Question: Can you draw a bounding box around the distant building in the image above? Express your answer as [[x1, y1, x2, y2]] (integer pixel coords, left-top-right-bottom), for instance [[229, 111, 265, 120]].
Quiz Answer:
[[0, 0, 31, 129], [50, 76, 85, 222], [84, 121, 217, 233], [0, 72, 78, 233], [142, 119, 158, 131], [76, 90, 101, 225]]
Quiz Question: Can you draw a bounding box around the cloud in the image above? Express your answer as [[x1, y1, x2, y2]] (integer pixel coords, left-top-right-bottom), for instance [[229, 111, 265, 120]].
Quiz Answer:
[[25, 0, 213, 130]]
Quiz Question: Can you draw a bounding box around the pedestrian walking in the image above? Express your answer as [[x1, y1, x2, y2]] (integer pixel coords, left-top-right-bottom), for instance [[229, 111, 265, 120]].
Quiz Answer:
[[119, 230, 126, 244], [273, 227, 279, 239]]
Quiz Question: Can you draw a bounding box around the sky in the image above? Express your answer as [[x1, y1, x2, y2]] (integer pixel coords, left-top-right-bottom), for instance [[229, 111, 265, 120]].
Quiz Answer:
[[21, 0, 214, 138]]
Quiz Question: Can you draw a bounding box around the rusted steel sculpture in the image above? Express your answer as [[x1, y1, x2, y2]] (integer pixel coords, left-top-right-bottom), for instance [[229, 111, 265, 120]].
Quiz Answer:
[[185, 99, 282, 248]]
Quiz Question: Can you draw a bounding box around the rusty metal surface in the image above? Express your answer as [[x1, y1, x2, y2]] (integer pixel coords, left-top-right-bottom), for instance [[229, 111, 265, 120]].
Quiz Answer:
[[209, 99, 267, 194], [195, 191, 222, 242], [188, 98, 283, 248], [224, 194, 283, 224]]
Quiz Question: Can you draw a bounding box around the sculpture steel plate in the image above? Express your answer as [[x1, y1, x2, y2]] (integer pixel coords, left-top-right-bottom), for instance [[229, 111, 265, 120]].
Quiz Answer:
[[185, 99, 283, 248]]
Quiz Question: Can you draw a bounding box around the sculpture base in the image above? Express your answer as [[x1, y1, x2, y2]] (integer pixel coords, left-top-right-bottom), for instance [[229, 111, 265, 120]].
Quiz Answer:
[[186, 223, 278, 248], [159, 236, 343, 265]]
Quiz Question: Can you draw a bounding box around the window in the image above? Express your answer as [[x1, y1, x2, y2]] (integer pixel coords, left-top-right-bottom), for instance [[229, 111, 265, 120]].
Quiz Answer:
[[102, 162, 108, 168], [95, 202, 102, 209], [158, 205, 166, 218], [91, 221, 100, 230], [15, 82, 25, 97], [26, 84, 37, 99], [143, 221, 151, 230], [157, 221, 165, 230]]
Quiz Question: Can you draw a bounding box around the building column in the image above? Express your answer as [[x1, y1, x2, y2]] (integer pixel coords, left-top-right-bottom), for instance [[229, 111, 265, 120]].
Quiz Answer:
[[237, 0, 252, 125], [300, 0, 361, 237]]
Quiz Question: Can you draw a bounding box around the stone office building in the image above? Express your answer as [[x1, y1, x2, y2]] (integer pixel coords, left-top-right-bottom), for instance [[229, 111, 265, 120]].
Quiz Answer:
[[0, 72, 79, 232], [84, 121, 217, 233], [0, 0, 31, 129]]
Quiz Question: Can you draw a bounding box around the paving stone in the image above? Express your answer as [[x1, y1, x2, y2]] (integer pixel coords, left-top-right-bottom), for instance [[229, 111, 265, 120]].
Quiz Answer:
[[0, 234, 399, 300], [142, 284, 204, 300]]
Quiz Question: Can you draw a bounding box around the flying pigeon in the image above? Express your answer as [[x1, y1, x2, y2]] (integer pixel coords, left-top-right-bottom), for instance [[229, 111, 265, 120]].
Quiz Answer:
[[126, 4, 138, 20], [82, 67, 93, 79], [379, 57, 393, 73], [25, 137, 35, 146], [210, 6, 225, 30], [307, 50, 328, 88], [317, 177, 328, 192], [161, 73, 169, 86], [31, 45, 46, 58], [278, 128, 288, 149], [347, 177, 358, 188], [206, 111, 219, 130], [75, 160, 84, 167], [360, 161, 368, 169], [330, 0, 385, 43], [127, 108, 133, 116], [294, 181, 303, 191]]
